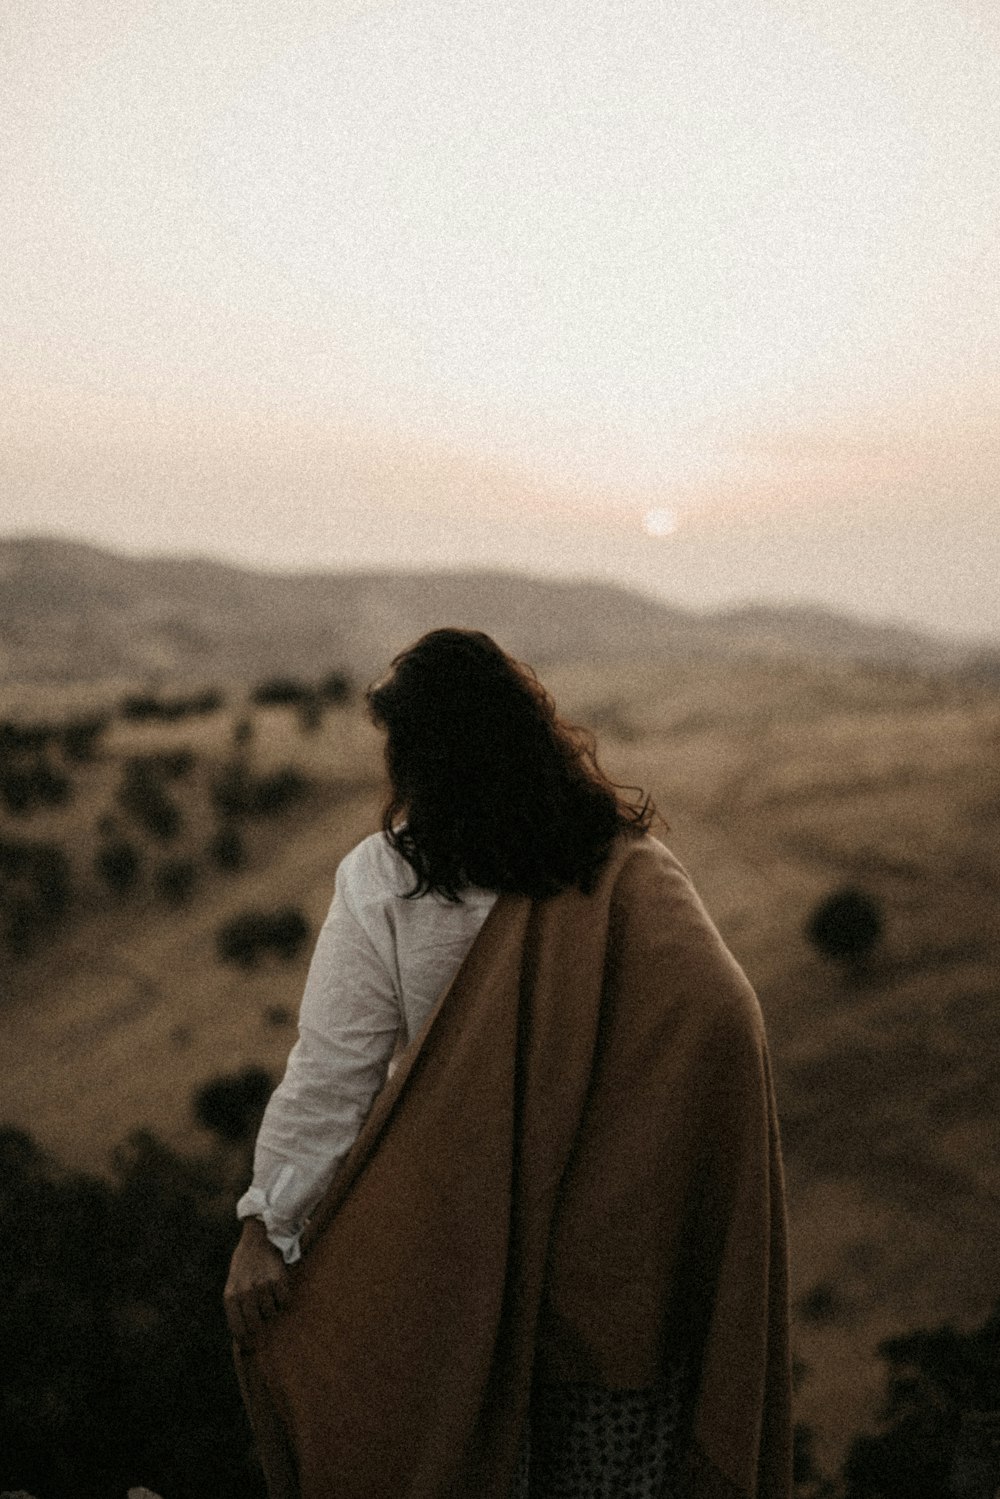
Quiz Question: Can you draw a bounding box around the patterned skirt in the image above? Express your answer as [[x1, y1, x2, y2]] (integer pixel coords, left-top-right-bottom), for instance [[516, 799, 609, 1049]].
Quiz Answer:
[[508, 1353, 691, 1499]]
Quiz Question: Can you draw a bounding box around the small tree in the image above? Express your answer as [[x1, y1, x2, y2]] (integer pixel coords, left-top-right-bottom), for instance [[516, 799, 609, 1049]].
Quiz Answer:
[[147, 747, 197, 780], [153, 857, 198, 907], [209, 761, 251, 819], [209, 762, 309, 820], [0, 836, 73, 956], [59, 713, 109, 763], [216, 905, 310, 968], [267, 906, 310, 961], [296, 693, 324, 734], [250, 676, 309, 707], [32, 843, 73, 918], [216, 909, 271, 968], [208, 822, 246, 873], [232, 715, 255, 750], [0, 719, 58, 755], [805, 885, 883, 983], [843, 1305, 1000, 1499], [95, 838, 141, 895], [0, 758, 71, 815], [189, 687, 225, 715], [193, 1067, 274, 1144], [119, 691, 163, 721], [117, 762, 183, 841], [252, 767, 309, 814], [317, 670, 352, 705]]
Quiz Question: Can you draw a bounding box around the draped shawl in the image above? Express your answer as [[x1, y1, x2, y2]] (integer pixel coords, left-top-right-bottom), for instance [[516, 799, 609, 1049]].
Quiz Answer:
[[233, 832, 792, 1499]]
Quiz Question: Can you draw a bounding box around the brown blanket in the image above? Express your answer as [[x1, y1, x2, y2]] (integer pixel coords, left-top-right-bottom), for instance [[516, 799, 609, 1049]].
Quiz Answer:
[[234, 832, 792, 1499]]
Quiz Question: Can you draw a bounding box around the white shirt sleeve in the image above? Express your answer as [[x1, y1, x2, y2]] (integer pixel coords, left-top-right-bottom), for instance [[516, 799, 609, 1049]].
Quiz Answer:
[[235, 848, 402, 1264]]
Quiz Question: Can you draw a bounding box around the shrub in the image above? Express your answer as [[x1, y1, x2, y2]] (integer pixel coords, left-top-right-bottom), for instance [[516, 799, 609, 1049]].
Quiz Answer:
[[0, 836, 73, 956], [30, 843, 72, 916], [317, 670, 352, 705], [2, 893, 46, 959], [119, 692, 166, 721], [216, 905, 310, 968], [798, 1280, 842, 1326], [208, 822, 247, 873], [118, 689, 224, 721], [209, 762, 309, 821], [0, 719, 58, 756], [0, 757, 72, 815], [153, 857, 198, 907], [116, 762, 182, 841], [193, 1068, 274, 1144], [188, 688, 225, 715], [805, 886, 883, 971], [144, 748, 197, 780], [267, 905, 310, 960], [843, 1305, 1000, 1499], [296, 694, 324, 734], [0, 1123, 267, 1499], [94, 838, 141, 895], [59, 713, 109, 763], [210, 762, 251, 820], [252, 767, 309, 815], [249, 676, 309, 707], [232, 715, 255, 749]]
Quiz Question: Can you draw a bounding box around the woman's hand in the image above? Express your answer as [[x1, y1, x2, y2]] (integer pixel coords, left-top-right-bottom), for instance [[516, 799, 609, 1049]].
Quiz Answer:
[[224, 1217, 293, 1346]]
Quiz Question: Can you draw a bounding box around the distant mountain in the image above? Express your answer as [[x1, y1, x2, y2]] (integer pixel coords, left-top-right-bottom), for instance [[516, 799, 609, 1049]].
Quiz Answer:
[[0, 533, 990, 684]]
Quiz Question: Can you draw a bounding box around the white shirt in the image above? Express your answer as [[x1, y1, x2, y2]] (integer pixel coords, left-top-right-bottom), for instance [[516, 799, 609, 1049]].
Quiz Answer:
[[235, 831, 499, 1263]]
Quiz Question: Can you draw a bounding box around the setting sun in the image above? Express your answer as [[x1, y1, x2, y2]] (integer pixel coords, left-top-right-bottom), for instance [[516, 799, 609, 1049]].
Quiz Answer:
[[643, 507, 679, 538]]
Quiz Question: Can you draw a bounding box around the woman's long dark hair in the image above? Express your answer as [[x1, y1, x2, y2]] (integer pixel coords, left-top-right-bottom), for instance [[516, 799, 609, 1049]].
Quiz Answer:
[[364, 628, 664, 900]]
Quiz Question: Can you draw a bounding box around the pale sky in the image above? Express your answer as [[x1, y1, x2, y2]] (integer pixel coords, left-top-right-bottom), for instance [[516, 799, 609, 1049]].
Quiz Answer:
[[3, 0, 998, 642]]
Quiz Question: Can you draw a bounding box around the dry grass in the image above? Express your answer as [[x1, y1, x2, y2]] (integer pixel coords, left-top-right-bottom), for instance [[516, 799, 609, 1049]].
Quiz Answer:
[[2, 655, 999, 1477]]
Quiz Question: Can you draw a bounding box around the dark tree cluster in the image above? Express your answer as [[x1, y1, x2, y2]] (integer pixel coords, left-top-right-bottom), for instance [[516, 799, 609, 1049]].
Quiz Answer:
[[153, 856, 198, 907], [0, 713, 109, 769], [209, 761, 310, 821], [0, 754, 72, 816], [843, 1307, 1000, 1498], [119, 688, 225, 721], [59, 712, 110, 763], [232, 714, 255, 749], [131, 747, 198, 780], [193, 1067, 274, 1145], [207, 821, 247, 873], [249, 670, 353, 734], [0, 1124, 266, 1499], [0, 835, 73, 957], [250, 671, 353, 706], [805, 885, 884, 979], [215, 905, 310, 968], [115, 757, 184, 842], [0, 719, 57, 756], [93, 836, 142, 895], [0, 716, 104, 817], [249, 676, 311, 707]]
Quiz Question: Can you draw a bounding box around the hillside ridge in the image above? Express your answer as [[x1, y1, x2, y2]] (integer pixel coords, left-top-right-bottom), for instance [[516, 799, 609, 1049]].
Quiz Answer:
[[0, 531, 991, 683]]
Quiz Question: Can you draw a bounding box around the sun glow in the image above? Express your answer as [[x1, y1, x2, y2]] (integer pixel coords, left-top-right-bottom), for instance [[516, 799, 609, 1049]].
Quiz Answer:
[[643, 507, 678, 538]]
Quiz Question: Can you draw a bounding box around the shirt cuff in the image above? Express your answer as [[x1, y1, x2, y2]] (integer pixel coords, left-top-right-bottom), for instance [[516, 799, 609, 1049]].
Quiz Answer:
[[236, 1184, 305, 1265]]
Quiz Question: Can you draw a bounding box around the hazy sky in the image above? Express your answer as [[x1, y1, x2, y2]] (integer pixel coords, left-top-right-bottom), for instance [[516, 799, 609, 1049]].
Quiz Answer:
[[3, 0, 998, 641]]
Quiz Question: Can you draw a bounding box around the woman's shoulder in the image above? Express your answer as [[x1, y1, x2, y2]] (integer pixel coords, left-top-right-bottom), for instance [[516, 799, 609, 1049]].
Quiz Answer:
[[336, 831, 416, 901], [337, 830, 498, 908]]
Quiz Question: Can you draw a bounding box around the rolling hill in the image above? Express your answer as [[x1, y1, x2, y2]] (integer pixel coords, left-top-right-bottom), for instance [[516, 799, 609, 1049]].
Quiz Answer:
[[0, 532, 991, 687], [2, 534, 999, 1481]]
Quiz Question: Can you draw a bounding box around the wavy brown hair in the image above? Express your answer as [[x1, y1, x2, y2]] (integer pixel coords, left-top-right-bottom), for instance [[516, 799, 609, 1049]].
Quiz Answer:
[[364, 628, 663, 900]]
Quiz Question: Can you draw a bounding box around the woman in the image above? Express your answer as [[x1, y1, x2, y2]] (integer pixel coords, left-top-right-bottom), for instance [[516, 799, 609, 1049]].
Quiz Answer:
[[226, 628, 791, 1499]]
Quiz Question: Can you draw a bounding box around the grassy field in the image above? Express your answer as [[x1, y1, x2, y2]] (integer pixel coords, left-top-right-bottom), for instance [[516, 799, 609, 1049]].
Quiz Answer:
[[2, 654, 998, 1481]]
